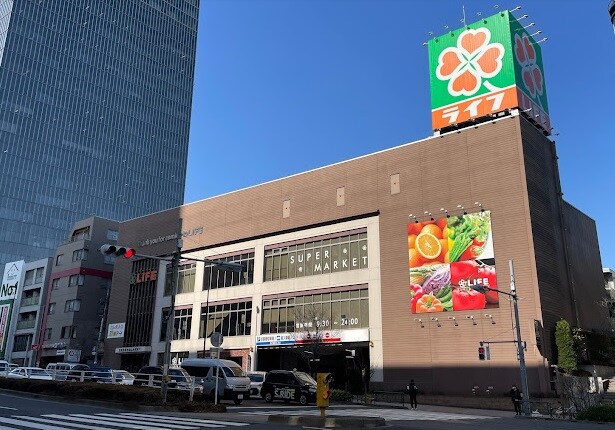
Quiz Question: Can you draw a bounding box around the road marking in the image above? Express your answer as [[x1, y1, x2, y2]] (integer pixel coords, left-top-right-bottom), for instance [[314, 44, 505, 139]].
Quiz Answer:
[[239, 407, 500, 421], [0, 407, 17, 411], [0, 413, 251, 429]]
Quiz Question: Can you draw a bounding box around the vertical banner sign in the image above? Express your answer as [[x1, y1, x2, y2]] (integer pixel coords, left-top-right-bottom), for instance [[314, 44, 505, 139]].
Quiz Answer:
[[1, 260, 25, 357], [428, 10, 550, 133], [408, 212, 498, 314]]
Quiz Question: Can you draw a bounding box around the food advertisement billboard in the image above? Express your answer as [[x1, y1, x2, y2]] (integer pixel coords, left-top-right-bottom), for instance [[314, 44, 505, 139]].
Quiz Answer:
[[408, 211, 498, 313], [427, 10, 549, 133]]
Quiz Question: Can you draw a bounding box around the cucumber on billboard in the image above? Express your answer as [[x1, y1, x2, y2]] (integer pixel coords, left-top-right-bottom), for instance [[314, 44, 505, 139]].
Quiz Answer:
[[408, 211, 498, 313]]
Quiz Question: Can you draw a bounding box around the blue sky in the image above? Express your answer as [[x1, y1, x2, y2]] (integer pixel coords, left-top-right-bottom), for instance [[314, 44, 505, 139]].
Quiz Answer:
[[186, 0, 615, 268]]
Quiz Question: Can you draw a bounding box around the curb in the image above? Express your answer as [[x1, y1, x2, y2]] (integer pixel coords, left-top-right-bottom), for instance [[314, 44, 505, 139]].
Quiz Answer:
[[268, 414, 386, 428]]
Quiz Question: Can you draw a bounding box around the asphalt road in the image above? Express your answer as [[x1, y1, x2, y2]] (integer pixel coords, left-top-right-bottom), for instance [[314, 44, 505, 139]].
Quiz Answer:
[[0, 391, 609, 430]]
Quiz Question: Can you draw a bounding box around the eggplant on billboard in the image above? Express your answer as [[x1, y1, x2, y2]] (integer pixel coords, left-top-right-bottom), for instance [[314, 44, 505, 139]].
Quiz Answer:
[[427, 10, 550, 133], [408, 211, 498, 313]]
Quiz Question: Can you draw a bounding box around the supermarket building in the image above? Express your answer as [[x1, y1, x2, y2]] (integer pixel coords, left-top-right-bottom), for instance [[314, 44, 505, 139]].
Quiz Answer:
[[103, 11, 609, 395]]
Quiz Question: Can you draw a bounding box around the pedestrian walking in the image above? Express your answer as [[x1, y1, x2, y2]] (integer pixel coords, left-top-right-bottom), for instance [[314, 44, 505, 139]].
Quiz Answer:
[[406, 379, 419, 409], [510, 384, 522, 415]]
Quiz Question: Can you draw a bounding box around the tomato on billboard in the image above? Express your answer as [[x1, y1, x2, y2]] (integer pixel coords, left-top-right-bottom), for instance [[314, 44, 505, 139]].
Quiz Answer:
[[408, 211, 498, 313]]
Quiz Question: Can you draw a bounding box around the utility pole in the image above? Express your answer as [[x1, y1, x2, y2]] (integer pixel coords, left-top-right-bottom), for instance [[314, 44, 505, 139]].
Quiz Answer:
[[161, 235, 182, 403], [509, 260, 530, 416]]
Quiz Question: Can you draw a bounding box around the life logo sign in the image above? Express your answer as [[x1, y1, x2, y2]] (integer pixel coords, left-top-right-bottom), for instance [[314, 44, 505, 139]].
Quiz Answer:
[[427, 11, 549, 132]]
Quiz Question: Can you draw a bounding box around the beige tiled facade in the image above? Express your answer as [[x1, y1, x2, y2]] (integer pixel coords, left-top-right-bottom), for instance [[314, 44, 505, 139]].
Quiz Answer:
[[104, 113, 608, 395]]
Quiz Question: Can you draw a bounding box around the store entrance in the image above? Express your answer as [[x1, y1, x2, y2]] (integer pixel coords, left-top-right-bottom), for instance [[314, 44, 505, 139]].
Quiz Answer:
[[256, 343, 369, 394], [120, 353, 150, 373]]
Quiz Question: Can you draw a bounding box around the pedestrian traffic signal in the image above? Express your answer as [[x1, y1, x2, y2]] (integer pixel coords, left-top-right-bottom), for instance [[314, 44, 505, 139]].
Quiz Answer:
[[99, 244, 137, 259], [478, 346, 486, 360]]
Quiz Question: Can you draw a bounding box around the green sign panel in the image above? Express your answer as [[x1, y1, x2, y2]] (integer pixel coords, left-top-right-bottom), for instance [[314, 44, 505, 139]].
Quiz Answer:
[[427, 10, 549, 133]]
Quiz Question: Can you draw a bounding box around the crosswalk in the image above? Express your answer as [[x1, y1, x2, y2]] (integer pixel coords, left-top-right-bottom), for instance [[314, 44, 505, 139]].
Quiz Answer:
[[0, 412, 250, 430], [239, 407, 499, 421]]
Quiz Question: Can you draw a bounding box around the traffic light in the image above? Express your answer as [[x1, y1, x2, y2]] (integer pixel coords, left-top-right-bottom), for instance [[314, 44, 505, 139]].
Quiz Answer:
[[478, 346, 486, 360], [99, 244, 137, 259]]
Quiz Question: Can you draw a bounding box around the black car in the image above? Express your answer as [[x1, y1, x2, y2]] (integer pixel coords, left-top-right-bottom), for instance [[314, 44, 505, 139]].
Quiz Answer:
[[65, 364, 91, 382], [134, 366, 193, 389], [89, 365, 113, 383], [261, 370, 317, 405]]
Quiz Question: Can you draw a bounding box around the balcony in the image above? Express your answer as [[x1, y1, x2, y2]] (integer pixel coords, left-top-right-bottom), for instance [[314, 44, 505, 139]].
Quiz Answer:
[[15, 320, 36, 330]]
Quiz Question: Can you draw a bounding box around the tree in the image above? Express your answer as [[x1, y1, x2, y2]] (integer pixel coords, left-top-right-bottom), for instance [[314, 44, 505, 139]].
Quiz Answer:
[[555, 319, 577, 373], [293, 303, 337, 374]]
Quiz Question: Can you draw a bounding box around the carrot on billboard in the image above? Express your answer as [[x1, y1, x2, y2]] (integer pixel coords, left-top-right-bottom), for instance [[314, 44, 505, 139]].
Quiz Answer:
[[408, 211, 498, 313]]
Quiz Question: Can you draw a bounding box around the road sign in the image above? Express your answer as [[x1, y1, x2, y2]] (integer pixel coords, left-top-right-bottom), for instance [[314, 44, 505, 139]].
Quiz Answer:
[[210, 332, 223, 347]]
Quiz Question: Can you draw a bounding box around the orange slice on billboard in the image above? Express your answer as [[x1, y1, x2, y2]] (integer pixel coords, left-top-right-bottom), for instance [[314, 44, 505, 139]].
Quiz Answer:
[[416, 233, 442, 260]]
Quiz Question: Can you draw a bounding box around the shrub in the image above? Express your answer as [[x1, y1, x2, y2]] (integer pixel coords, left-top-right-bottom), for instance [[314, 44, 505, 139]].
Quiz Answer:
[[330, 389, 353, 402], [577, 404, 615, 422], [555, 319, 577, 373]]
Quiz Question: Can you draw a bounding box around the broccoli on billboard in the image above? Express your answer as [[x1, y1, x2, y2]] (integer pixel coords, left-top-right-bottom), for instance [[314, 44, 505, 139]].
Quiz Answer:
[[408, 211, 498, 313]]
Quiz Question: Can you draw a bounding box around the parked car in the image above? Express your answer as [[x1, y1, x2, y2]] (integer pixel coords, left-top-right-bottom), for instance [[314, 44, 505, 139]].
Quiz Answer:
[[134, 366, 193, 390], [89, 365, 113, 383], [45, 362, 86, 381], [7, 367, 53, 380], [65, 364, 91, 382], [246, 371, 268, 397], [181, 358, 250, 404], [261, 370, 317, 405], [0, 360, 18, 377], [112, 370, 135, 385]]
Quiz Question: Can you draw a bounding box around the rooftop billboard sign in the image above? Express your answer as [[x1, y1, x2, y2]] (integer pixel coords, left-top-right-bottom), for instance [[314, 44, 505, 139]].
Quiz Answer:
[[428, 10, 550, 133]]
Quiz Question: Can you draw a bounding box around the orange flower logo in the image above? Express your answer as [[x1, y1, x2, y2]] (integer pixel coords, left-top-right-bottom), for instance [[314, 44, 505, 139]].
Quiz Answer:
[[514, 32, 543, 98], [436, 28, 504, 97]]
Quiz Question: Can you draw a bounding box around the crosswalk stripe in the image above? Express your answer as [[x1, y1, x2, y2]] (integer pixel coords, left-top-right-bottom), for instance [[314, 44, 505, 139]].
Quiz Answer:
[[45, 414, 178, 430], [0, 416, 70, 430], [118, 413, 250, 427], [12, 416, 107, 430], [93, 414, 202, 429]]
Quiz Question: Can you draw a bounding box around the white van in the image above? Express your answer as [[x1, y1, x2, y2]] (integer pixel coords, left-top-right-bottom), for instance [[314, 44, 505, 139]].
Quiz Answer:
[[181, 358, 250, 405], [45, 362, 80, 381]]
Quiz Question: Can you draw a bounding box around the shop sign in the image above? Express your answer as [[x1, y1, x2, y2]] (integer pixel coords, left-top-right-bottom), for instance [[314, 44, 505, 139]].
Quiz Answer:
[[138, 227, 203, 247], [256, 328, 368, 347], [115, 346, 151, 354], [107, 322, 125, 339], [56, 349, 66, 356], [67, 349, 81, 363], [428, 10, 550, 133]]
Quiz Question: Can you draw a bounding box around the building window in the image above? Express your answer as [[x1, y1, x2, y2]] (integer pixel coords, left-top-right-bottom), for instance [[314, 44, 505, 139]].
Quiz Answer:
[[71, 227, 90, 241], [261, 287, 369, 334], [69, 274, 85, 287], [200, 300, 252, 339], [264, 231, 368, 282], [201, 252, 254, 292], [13, 335, 31, 352], [48, 302, 56, 315], [160, 308, 192, 341], [164, 263, 196, 296], [64, 299, 81, 312], [34, 267, 44, 283], [24, 270, 35, 286], [44, 328, 52, 340], [52, 279, 60, 290], [72, 249, 88, 262], [107, 229, 119, 241], [56, 254, 64, 266], [61, 326, 77, 339]]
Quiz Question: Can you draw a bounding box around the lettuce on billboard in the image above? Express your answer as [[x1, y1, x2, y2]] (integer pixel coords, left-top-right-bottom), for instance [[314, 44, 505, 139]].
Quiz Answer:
[[428, 10, 550, 133], [408, 211, 498, 313]]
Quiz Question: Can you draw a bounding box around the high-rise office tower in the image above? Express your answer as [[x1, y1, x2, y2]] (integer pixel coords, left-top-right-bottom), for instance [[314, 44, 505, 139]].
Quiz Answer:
[[0, 0, 198, 266]]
